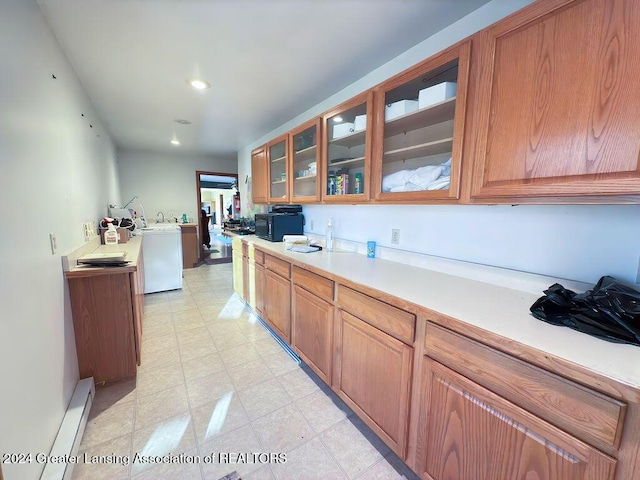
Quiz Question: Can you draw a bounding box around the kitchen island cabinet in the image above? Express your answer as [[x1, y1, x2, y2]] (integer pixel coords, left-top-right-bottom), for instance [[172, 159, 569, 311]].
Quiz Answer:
[[470, 0, 640, 202], [64, 237, 144, 384], [232, 235, 640, 479]]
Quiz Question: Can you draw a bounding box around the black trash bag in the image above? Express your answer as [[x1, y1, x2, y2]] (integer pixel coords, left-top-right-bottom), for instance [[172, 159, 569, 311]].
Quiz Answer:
[[530, 276, 640, 347]]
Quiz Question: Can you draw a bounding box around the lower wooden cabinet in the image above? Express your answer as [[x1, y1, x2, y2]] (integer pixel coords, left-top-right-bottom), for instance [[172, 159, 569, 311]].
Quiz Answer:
[[242, 255, 249, 302], [264, 269, 291, 342], [232, 242, 636, 480], [232, 251, 244, 297], [335, 310, 413, 457], [130, 249, 145, 364], [254, 262, 265, 317], [179, 224, 198, 269], [67, 252, 145, 384], [292, 285, 333, 383], [416, 359, 617, 480]]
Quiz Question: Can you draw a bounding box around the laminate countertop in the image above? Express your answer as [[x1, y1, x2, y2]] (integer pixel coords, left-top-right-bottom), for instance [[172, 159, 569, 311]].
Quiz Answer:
[[64, 236, 143, 279], [240, 235, 640, 400]]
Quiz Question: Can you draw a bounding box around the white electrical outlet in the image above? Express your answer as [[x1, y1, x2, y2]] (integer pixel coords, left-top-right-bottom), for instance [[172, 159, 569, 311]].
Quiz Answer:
[[310, 219, 315, 230], [49, 232, 57, 254], [391, 228, 400, 245]]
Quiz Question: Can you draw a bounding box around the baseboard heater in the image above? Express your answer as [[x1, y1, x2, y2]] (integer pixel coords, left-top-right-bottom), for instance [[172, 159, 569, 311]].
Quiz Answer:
[[41, 378, 95, 480]]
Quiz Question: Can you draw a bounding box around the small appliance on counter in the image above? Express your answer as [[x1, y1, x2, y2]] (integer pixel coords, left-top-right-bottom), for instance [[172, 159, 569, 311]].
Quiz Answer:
[[223, 218, 255, 236], [255, 204, 304, 242]]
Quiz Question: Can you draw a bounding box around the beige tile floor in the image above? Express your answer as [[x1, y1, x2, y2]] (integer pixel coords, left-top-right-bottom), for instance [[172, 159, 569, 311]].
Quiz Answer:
[[72, 262, 419, 480]]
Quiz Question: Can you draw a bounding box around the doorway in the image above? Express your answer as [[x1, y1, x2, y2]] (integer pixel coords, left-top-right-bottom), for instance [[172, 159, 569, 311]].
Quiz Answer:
[[196, 171, 238, 264]]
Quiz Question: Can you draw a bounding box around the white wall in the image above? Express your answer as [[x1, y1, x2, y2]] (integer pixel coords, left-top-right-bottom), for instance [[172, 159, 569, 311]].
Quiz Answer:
[[238, 0, 640, 285], [0, 1, 121, 479], [118, 148, 237, 224], [302, 204, 640, 285]]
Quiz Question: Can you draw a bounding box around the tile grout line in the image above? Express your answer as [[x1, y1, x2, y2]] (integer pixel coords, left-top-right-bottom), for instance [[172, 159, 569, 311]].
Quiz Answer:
[[168, 288, 207, 480]]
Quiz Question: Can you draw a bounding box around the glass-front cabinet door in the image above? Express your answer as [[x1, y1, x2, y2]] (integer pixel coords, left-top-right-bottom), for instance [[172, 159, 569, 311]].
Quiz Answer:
[[321, 91, 372, 202], [372, 41, 470, 202], [267, 135, 289, 203], [289, 118, 321, 203]]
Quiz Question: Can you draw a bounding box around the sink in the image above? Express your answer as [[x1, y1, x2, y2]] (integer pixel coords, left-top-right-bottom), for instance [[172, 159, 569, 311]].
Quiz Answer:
[[142, 223, 181, 232]]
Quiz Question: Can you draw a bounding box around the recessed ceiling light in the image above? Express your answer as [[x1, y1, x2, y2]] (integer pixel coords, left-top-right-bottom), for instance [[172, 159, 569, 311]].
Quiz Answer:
[[171, 139, 180, 146], [188, 78, 210, 90], [333, 116, 343, 123], [174, 119, 192, 125]]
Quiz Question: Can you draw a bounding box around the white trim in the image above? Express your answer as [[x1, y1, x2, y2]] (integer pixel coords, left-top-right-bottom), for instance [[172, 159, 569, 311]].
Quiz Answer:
[[41, 378, 95, 480]]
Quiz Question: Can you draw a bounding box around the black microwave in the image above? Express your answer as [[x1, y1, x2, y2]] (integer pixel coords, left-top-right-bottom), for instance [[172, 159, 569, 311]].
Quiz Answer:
[[255, 213, 304, 242]]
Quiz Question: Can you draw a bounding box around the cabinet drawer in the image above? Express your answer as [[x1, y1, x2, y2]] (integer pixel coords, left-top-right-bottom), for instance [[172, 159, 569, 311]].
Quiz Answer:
[[292, 266, 334, 302], [264, 253, 290, 278], [418, 359, 616, 480], [247, 245, 264, 264], [338, 285, 415, 345], [254, 248, 265, 265], [425, 323, 626, 451]]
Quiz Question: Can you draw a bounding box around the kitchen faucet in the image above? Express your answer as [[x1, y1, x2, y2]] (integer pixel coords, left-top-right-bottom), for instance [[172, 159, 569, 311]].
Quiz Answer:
[[156, 211, 165, 223]]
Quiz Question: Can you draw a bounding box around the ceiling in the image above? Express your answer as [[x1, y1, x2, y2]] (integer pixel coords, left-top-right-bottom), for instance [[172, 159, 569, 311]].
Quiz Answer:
[[38, 0, 490, 158]]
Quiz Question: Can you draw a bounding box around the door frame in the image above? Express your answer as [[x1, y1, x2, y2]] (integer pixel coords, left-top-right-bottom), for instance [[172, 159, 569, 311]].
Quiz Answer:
[[196, 171, 238, 263]]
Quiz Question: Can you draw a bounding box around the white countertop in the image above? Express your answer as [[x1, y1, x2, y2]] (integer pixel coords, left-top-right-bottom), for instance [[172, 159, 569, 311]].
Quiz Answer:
[[242, 236, 640, 397], [64, 236, 143, 277]]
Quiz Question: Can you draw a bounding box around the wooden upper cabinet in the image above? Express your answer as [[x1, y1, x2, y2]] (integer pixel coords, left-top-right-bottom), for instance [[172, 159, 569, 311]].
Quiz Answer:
[[372, 40, 471, 202], [471, 0, 640, 200], [321, 91, 373, 202], [416, 359, 617, 480], [267, 134, 289, 203], [289, 117, 322, 203], [251, 145, 268, 204]]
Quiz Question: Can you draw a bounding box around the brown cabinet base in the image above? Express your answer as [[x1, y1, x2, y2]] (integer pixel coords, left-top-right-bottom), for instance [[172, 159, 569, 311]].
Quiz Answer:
[[416, 359, 617, 480], [68, 272, 139, 383], [179, 224, 198, 269]]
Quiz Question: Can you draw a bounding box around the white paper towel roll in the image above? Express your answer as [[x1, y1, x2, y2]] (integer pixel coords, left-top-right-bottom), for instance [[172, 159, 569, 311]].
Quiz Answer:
[[282, 235, 308, 244]]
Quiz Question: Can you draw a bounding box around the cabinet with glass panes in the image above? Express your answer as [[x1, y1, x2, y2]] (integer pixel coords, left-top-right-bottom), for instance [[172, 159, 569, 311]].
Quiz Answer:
[[267, 134, 289, 203], [289, 118, 321, 203], [371, 41, 470, 202], [321, 92, 372, 202]]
